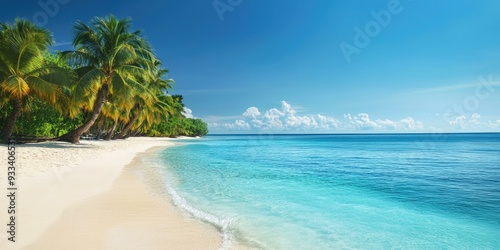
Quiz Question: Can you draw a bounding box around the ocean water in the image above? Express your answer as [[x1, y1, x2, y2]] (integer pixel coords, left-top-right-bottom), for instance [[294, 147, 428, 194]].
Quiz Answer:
[[155, 134, 500, 249]]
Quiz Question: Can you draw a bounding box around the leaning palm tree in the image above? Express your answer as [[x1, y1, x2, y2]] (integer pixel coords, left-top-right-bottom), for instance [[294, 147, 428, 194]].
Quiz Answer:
[[59, 15, 156, 143], [136, 94, 177, 136], [0, 19, 71, 142], [114, 64, 173, 139]]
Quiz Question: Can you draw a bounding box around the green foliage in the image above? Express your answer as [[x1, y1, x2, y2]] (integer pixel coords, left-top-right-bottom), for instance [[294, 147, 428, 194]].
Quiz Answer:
[[148, 116, 209, 137], [182, 118, 209, 136], [0, 97, 83, 137], [147, 94, 208, 137]]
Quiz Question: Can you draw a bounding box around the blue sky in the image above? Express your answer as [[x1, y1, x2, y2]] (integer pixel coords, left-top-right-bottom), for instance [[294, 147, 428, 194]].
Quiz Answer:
[[2, 0, 500, 133]]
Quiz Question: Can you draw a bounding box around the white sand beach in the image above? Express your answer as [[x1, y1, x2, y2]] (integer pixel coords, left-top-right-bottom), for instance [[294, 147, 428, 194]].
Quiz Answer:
[[0, 137, 227, 250]]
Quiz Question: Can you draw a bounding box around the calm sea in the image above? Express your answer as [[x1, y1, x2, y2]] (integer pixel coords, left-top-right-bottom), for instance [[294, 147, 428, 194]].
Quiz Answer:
[[154, 134, 500, 249]]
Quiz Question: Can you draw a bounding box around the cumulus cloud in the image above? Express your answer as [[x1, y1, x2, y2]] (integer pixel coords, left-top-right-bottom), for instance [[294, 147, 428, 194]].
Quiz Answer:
[[209, 101, 341, 131], [182, 107, 194, 118], [281, 101, 296, 116], [449, 115, 466, 129], [344, 113, 378, 130], [343, 113, 423, 131], [235, 119, 250, 129], [485, 120, 500, 129], [317, 114, 341, 129], [266, 101, 341, 130], [449, 113, 482, 129], [399, 117, 424, 130], [243, 107, 261, 117], [262, 108, 284, 129], [208, 101, 427, 132]]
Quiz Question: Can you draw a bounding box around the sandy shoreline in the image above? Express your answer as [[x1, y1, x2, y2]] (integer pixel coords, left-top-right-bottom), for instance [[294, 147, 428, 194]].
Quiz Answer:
[[0, 137, 227, 249]]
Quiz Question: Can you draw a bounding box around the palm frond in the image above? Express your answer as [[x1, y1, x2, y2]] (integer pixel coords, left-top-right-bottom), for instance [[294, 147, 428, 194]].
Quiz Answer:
[[60, 50, 98, 68], [66, 68, 105, 117], [1, 75, 29, 99], [25, 75, 62, 105]]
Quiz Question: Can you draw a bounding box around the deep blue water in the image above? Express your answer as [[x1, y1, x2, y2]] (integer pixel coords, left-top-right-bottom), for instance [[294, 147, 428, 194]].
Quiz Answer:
[[156, 134, 500, 249]]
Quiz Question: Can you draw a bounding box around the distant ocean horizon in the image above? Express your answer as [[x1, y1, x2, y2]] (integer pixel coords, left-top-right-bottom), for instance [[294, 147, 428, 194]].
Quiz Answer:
[[154, 133, 500, 249], [208, 132, 500, 135]]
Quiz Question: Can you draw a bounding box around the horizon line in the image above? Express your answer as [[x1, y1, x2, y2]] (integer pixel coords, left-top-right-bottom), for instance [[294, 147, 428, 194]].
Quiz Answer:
[[207, 132, 500, 136]]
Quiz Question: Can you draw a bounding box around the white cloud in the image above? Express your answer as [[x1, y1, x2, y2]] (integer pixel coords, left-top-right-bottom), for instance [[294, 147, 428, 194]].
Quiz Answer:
[[241, 101, 309, 130], [344, 113, 423, 131], [210, 101, 338, 131], [209, 101, 428, 132], [399, 117, 424, 130], [281, 101, 297, 116], [235, 119, 251, 130], [262, 108, 284, 129], [469, 113, 481, 128], [243, 107, 261, 117], [317, 114, 340, 129], [486, 120, 500, 129], [344, 113, 378, 130], [449, 113, 483, 129], [182, 107, 194, 118], [286, 115, 318, 128], [449, 115, 467, 129], [375, 119, 398, 130]]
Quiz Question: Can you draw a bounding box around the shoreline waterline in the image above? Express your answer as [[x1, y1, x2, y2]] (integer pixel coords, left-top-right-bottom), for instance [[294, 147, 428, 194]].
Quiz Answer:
[[146, 144, 253, 250]]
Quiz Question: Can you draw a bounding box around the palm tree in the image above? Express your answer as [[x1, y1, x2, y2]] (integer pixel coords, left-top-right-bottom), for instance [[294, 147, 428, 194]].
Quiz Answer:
[[0, 19, 71, 142], [136, 94, 178, 136], [113, 64, 174, 139], [59, 15, 156, 143]]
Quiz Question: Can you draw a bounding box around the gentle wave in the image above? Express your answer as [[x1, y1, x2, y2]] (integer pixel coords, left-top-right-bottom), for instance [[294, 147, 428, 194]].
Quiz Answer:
[[143, 156, 234, 250], [164, 182, 233, 250]]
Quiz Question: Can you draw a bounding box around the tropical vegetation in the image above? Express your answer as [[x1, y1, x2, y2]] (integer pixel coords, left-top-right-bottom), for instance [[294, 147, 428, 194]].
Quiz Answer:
[[0, 16, 208, 143]]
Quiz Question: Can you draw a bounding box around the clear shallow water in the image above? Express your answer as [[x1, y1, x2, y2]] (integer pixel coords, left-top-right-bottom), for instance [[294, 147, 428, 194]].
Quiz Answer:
[[157, 134, 500, 249]]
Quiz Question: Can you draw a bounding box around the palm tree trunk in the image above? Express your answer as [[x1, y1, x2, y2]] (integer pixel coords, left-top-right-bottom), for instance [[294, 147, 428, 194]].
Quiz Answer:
[[129, 130, 136, 137], [95, 116, 105, 140], [127, 129, 139, 138], [104, 120, 118, 141], [114, 105, 142, 139], [130, 121, 144, 137], [1, 98, 22, 142], [59, 85, 109, 143], [124, 128, 137, 139]]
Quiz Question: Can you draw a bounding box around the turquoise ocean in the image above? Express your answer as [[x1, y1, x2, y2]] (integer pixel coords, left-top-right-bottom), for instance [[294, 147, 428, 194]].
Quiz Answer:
[[154, 134, 500, 249]]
